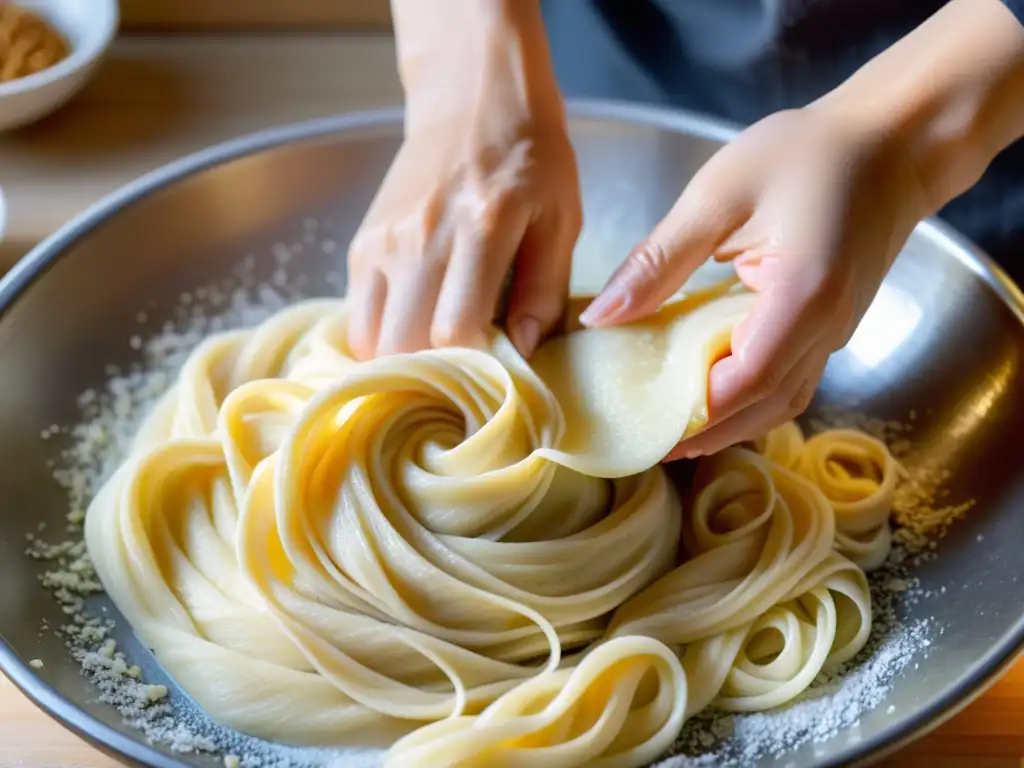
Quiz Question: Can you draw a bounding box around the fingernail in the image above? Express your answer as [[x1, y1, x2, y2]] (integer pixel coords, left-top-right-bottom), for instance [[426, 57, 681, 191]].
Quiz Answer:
[[735, 253, 779, 270], [708, 358, 743, 413], [579, 284, 628, 327], [733, 254, 779, 291], [511, 316, 541, 357], [663, 446, 704, 464]]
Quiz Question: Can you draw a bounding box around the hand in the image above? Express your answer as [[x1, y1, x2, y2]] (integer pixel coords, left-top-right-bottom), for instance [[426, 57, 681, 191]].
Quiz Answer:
[[346, 0, 581, 361], [579, 105, 930, 459], [579, 0, 1024, 461]]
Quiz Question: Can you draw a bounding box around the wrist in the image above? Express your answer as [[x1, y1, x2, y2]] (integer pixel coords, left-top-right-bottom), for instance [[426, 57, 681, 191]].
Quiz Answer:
[[812, 0, 1024, 214], [391, 0, 563, 135]]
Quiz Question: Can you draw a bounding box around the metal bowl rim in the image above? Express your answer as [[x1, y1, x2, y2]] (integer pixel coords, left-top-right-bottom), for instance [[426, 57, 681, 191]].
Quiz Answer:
[[0, 99, 1022, 768]]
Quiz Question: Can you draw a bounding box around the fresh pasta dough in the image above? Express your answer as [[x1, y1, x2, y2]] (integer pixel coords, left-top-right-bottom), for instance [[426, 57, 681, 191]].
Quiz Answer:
[[84, 281, 901, 768], [754, 422, 899, 571]]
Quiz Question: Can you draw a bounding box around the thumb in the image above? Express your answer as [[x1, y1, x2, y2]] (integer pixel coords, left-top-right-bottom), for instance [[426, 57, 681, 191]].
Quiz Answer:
[[506, 206, 581, 357], [579, 182, 747, 328]]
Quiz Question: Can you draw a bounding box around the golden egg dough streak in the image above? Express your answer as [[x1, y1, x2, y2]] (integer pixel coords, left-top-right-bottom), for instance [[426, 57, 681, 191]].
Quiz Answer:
[[84, 279, 899, 768]]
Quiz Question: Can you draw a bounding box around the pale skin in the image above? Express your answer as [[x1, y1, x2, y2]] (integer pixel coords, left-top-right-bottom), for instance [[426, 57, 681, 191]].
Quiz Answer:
[[347, 0, 1024, 460]]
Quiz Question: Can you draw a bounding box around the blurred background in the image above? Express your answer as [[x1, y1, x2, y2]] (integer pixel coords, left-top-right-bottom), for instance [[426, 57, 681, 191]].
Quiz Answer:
[[0, 0, 399, 274], [5, 0, 1024, 287]]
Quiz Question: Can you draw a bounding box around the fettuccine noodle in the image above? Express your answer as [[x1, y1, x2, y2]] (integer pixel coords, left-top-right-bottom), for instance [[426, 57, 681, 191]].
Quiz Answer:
[[85, 282, 900, 767]]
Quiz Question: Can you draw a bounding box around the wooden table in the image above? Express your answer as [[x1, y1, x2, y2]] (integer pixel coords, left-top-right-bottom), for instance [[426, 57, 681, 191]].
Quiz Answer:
[[0, 33, 402, 270], [1, 32, 1023, 768]]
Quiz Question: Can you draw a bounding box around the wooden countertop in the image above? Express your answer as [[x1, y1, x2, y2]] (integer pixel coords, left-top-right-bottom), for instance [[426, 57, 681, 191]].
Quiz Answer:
[[0, 33, 402, 270], [1, 32, 1023, 768]]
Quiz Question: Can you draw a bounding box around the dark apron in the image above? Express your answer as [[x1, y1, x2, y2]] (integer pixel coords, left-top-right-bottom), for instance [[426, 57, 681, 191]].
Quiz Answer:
[[542, 0, 1024, 284]]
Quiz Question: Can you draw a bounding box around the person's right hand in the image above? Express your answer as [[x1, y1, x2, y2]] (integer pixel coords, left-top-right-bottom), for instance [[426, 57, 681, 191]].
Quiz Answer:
[[346, 0, 581, 361]]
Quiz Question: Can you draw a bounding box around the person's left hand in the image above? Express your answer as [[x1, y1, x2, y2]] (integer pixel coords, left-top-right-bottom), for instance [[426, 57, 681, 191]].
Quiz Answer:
[[578, 103, 932, 460]]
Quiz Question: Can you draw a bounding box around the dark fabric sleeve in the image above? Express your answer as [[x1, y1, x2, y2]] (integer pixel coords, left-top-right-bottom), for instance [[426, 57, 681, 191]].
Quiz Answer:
[[1004, 0, 1024, 26]]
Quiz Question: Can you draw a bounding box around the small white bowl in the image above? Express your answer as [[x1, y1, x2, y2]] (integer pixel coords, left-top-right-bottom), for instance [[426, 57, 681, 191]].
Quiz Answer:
[[0, 0, 118, 132]]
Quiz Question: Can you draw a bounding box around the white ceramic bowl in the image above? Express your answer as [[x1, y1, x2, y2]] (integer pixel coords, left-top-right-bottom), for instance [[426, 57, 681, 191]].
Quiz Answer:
[[0, 0, 118, 132]]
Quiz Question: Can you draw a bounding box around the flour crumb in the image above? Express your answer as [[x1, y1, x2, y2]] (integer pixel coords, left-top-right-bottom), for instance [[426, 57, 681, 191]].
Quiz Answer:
[[29, 659, 44, 669], [886, 578, 909, 593], [143, 684, 169, 702]]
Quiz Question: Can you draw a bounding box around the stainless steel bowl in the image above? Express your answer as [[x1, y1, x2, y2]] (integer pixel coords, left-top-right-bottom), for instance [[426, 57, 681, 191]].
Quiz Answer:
[[1, 102, 1023, 768]]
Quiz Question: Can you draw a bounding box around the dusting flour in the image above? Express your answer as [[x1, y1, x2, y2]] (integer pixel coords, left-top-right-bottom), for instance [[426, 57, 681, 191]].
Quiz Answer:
[[26, 219, 943, 767]]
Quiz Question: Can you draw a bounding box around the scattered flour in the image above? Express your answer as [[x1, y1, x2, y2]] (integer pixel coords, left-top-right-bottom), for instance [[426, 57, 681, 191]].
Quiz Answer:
[[654, 568, 932, 766], [23, 224, 956, 768]]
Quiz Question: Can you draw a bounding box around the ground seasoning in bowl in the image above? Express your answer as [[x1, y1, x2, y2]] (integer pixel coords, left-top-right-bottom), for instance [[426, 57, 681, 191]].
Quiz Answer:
[[0, 3, 69, 84]]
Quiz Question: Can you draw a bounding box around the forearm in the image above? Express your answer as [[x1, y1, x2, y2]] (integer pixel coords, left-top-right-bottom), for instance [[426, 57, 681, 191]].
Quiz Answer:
[[816, 0, 1024, 213], [390, 0, 562, 132]]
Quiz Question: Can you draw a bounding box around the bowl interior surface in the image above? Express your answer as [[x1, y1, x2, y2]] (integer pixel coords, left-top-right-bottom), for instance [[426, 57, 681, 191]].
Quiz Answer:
[[1, 105, 1023, 768]]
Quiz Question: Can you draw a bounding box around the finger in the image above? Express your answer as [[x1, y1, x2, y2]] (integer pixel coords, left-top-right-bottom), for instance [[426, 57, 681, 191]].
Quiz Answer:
[[430, 205, 531, 350], [704, 277, 827, 427], [579, 174, 750, 328], [665, 351, 827, 461], [346, 268, 387, 361], [375, 244, 451, 356], [506, 204, 581, 357]]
